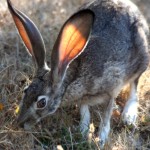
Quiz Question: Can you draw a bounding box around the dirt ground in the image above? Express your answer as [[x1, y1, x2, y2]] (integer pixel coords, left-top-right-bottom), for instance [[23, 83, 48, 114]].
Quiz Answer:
[[0, 0, 150, 150]]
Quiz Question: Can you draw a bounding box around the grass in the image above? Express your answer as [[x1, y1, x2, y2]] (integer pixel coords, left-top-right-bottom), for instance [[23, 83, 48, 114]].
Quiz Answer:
[[0, 0, 150, 149]]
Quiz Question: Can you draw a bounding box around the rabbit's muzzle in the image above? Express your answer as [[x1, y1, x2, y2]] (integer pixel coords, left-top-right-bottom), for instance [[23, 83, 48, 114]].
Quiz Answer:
[[17, 115, 37, 130], [16, 105, 39, 130]]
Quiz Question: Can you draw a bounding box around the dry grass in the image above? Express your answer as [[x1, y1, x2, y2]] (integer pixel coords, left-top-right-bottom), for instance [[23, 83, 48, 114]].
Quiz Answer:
[[0, 0, 150, 149]]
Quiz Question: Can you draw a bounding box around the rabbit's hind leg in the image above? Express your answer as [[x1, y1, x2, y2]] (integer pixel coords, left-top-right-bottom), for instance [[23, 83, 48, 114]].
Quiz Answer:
[[121, 80, 138, 126]]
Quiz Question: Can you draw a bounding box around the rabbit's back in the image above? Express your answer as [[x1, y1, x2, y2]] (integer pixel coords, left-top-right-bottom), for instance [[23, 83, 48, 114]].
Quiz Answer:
[[65, 0, 149, 96], [84, 0, 149, 35]]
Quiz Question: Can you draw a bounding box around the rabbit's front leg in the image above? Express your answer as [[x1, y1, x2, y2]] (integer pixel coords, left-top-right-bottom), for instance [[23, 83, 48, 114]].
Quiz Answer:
[[80, 104, 90, 135], [63, 79, 91, 135], [99, 98, 114, 149]]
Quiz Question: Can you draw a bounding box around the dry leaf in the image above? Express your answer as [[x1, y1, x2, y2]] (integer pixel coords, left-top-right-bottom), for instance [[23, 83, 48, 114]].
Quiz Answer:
[[0, 103, 4, 111], [15, 105, 20, 114]]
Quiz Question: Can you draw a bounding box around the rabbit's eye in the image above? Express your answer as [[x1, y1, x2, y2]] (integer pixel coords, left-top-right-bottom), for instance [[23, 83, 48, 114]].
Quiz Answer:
[[36, 96, 48, 109], [37, 98, 46, 108]]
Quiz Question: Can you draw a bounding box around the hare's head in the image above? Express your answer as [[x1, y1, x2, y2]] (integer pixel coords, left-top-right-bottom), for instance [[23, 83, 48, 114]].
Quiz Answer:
[[7, 0, 94, 129]]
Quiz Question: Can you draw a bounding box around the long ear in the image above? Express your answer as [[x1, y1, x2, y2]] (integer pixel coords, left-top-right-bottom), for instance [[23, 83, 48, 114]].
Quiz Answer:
[[7, 0, 47, 69], [51, 10, 94, 85]]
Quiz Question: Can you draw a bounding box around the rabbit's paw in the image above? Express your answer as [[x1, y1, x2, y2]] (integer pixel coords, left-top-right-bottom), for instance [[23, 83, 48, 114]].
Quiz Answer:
[[99, 123, 110, 149], [80, 117, 89, 134], [80, 123, 89, 137], [122, 100, 138, 126]]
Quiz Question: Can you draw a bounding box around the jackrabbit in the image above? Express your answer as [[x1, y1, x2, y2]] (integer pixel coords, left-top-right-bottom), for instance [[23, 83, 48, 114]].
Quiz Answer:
[[7, 0, 149, 148]]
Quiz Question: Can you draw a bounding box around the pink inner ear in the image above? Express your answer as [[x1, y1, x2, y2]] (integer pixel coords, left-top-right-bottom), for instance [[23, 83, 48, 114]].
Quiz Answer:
[[13, 14, 33, 56], [58, 23, 87, 67], [57, 12, 94, 75]]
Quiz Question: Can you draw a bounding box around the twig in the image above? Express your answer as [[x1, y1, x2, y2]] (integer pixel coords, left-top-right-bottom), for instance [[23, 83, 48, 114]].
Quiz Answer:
[[68, 127, 73, 150]]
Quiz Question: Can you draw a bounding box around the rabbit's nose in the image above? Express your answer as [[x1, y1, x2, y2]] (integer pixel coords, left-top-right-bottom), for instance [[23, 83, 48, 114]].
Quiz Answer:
[[18, 122, 24, 128], [16, 119, 24, 128], [17, 117, 33, 130], [16, 117, 25, 128]]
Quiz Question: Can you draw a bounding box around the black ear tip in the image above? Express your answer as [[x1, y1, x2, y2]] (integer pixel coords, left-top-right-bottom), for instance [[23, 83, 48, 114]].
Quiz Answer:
[[7, 0, 11, 7], [7, 0, 18, 17], [7, 0, 14, 12]]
